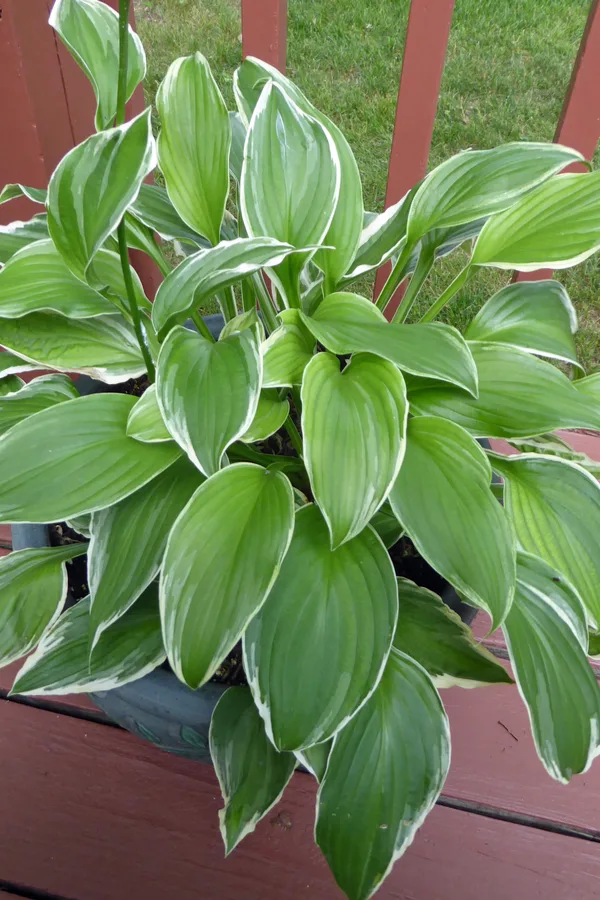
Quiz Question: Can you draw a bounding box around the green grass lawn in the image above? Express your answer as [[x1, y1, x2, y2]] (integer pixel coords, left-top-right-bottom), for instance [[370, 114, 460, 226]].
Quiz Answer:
[[134, 0, 600, 368]]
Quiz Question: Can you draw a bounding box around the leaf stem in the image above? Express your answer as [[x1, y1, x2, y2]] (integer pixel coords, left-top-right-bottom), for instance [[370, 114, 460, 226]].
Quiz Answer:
[[217, 288, 237, 322], [375, 241, 414, 313], [228, 442, 305, 472], [419, 264, 472, 323], [283, 414, 303, 457], [117, 221, 156, 381], [252, 272, 279, 333], [115, 0, 131, 127], [391, 250, 434, 324], [191, 309, 216, 342]]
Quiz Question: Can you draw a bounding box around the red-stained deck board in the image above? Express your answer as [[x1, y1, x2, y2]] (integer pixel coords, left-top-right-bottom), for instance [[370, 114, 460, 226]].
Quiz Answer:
[[1, 698, 599, 900]]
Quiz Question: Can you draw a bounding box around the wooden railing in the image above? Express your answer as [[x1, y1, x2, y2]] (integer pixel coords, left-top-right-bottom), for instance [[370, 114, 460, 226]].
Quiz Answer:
[[2, 0, 600, 307]]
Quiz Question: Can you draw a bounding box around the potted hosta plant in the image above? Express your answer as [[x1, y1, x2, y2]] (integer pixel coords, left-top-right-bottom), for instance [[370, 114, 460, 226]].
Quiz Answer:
[[2, 0, 600, 896]]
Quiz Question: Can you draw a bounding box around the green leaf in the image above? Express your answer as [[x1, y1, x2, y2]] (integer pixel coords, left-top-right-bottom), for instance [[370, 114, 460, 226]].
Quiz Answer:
[[390, 416, 515, 629], [393, 578, 512, 687], [408, 342, 600, 438], [301, 292, 478, 394], [316, 648, 450, 900], [66, 513, 92, 538], [343, 191, 418, 284], [0, 312, 145, 383], [235, 58, 362, 291], [92, 246, 151, 314], [219, 308, 264, 342], [156, 326, 261, 477], [160, 463, 294, 689], [88, 457, 203, 647], [129, 183, 205, 246], [0, 375, 25, 396], [11, 587, 165, 696], [228, 111, 247, 184], [209, 686, 296, 854], [151, 237, 296, 335], [302, 351, 407, 548], [0, 184, 47, 206], [261, 309, 315, 388], [47, 109, 156, 281], [295, 741, 331, 781], [574, 372, 600, 402], [465, 280, 579, 367], [472, 170, 600, 270], [0, 393, 181, 523], [241, 82, 340, 307], [589, 631, 600, 659], [490, 453, 600, 628], [0, 352, 47, 380], [126, 385, 172, 443], [369, 501, 403, 549], [0, 374, 79, 437], [504, 552, 600, 783], [244, 504, 397, 750], [50, 0, 145, 132], [157, 53, 230, 245], [0, 240, 119, 319], [408, 143, 583, 244], [0, 543, 87, 667], [0, 216, 49, 264], [241, 390, 289, 443], [508, 433, 600, 476]]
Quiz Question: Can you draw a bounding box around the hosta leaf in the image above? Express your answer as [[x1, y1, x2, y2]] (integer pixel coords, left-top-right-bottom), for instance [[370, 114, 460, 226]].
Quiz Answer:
[[0, 352, 47, 379], [228, 112, 246, 183], [574, 372, 600, 402], [240, 82, 340, 306], [126, 385, 172, 443], [0, 375, 24, 396], [0, 216, 49, 264], [465, 280, 579, 367], [219, 308, 264, 342], [50, 0, 145, 132], [0, 313, 145, 384], [241, 390, 289, 443], [316, 648, 450, 900], [160, 463, 294, 689], [408, 143, 583, 244], [490, 453, 600, 628], [369, 501, 403, 549], [342, 188, 418, 283], [508, 433, 600, 476], [156, 326, 261, 476], [244, 504, 398, 750], [89, 247, 151, 313], [0, 184, 46, 206], [472, 170, 600, 270], [389, 417, 515, 629], [0, 544, 87, 667], [0, 393, 181, 523], [235, 58, 362, 291], [47, 109, 156, 281], [0, 240, 118, 318], [209, 686, 296, 854], [151, 237, 296, 335], [393, 578, 512, 687], [129, 183, 204, 246], [0, 374, 79, 437], [157, 53, 230, 245], [504, 552, 600, 783], [301, 292, 478, 394], [88, 458, 203, 647], [408, 342, 600, 438], [11, 588, 165, 696], [296, 741, 332, 781], [589, 631, 600, 659], [261, 309, 315, 388], [302, 351, 407, 548], [66, 513, 92, 538]]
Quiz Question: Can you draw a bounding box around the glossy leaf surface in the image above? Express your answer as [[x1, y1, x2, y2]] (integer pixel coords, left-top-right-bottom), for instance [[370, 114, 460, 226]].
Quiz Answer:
[[302, 351, 407, 547], [0, 394, 181, 523], [129, 183, 204, 246], [160, 464, 294, 689], [241, 390, 289, 443], [504, 552, 600, 783], [261, 309, 315, 388], [244, 504, 398, 750], [390, 416, 515, 629], [0, 374, 79, 437], [126, 385, 172, 443], [316, 649, 450, 900], [0, 217, 49, 264], [156, 326, 261, 476], [210, 686, 296, 853], [408, 342, 600, 438]]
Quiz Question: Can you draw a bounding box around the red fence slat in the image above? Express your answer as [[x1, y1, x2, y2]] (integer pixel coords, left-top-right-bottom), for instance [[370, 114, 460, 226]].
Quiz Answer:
[[241, 0, 287, 72], [374, 0, 457, 316]]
